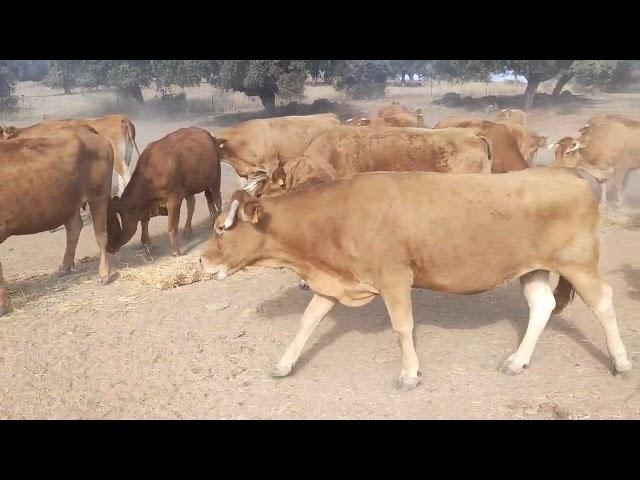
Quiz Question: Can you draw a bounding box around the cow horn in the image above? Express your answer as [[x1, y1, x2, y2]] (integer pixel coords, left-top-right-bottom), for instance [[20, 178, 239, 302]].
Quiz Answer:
[[345, 118, 353, 123], [243, 173, 268, 194], [565, 141, 584, 154], [547, 142, 557, 150], [223, 200, 240, 229]]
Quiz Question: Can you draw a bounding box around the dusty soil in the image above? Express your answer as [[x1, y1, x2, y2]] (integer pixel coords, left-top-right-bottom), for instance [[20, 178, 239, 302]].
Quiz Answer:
[[1, 86, 640, 419]]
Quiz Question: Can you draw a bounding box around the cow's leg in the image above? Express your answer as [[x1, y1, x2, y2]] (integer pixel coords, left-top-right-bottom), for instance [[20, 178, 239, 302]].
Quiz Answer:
[[0, 261, 11, 316], [183, 195, 196, 238], [272, 293, 336, 378], [140, 217, 151, 247], [599, 181, 608, 208], [611, 169, 629, 209], [167, 194, 184, 256], [87, 198, 110, 283], [204, 189, 217, 224], [59, 211, 83, 275], [501, 270, 556, 375], [382, 286, 420, 391], [112, 156, 130, 197], [569, 270, 632, 375]]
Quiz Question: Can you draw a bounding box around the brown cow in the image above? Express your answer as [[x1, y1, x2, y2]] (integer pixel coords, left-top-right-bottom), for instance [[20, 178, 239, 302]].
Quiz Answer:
[[346, 110, 425, 128], [0, 126, 114, 315], [549, 120, 640, 208], [106, 127, 222, 257], [201, 168, 632, 389], [434, 118, 546, 172], [1, 114, 140, 196], [213, 113, 340, 190], [494, 108, 527, 125], [256, 126, 492, 197]]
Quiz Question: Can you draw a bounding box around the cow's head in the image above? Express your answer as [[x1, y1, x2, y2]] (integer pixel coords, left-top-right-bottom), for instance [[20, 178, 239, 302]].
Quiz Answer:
[[0, 125, 18, 140], [214, 136, 271, 179], [524, 133, 547, 165], [549, 137, 614, 182], [495, 109, 527, 125], [106, 196, 140, 253], [200, 190, 266, 279]]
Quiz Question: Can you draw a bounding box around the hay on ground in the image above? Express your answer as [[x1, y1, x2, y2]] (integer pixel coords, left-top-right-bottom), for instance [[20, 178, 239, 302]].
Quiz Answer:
[[119, 254, 213, 290]]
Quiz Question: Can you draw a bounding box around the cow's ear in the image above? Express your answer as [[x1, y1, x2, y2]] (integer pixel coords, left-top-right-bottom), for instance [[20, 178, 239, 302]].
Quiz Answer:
[[272, 166, 286, 187], [214, 137, 227, 150], [243, 201, 264, 224]]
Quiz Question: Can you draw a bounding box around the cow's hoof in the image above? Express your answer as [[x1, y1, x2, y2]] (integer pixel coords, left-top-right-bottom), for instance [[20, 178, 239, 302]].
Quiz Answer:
[[58, 267, 72, 277], [271, 364, 293, 378], [171, 250, 182, 257], [500, 357, 527, 376], [183, 229, 193, 239], [298, 279, 309, 290], [396, 376, 420, 392], [614, 359, 633, 377], [0, 305, 12, 317]]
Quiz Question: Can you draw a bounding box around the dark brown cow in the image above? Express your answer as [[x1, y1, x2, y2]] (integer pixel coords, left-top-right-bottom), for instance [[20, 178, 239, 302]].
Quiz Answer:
[[257, 126, 492, 197], [434, 118, 546, 172], [1, 114, 140, 196], [201, 169, 632, 389], [0, 126, 114, 315], [106, 127, 222, 257], [549, 119, 640, 207]]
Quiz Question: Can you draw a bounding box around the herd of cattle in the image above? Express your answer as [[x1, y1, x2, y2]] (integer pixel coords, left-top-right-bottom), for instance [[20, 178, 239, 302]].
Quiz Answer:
[[1, 103, 638, 391]]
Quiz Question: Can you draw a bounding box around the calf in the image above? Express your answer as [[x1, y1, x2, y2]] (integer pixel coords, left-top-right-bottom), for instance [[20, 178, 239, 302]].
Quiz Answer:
[[201, 168, 632, 390], [0, 126, 114, 315], [106, 127, 222, 257]]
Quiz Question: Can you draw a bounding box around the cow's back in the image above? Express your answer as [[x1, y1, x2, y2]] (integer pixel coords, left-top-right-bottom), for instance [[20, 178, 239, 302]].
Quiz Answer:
[[0, 128, 113, 238], [435, 119, 528, 173], [126, 127, 219, 201], [305, 126, 491, 176], [268, 168, 596, 293]]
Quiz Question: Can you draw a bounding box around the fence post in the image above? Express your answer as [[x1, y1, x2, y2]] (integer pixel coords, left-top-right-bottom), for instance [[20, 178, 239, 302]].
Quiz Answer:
[[211, 91, 214, 112]]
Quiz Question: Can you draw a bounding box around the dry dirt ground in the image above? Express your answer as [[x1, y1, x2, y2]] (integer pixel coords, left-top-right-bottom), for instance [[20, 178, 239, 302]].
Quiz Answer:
[[1, 85, 640, 419]]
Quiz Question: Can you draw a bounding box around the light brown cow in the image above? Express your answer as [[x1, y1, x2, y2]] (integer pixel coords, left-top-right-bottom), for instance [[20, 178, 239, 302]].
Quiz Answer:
[[434, 118, 546, 172], [0, 126, 114, 315], [200, 168, 632, 389], [257, 126, 492, 197], [1, 114, 140, 196], [376, 102, 416, 118], [549, 119, 640, 208], [346, 110, 425, 128], [106, 127, 222, 257], [213, 113, 340, 190], [579, 114, 640, 135], [494, 108, 527, 125]]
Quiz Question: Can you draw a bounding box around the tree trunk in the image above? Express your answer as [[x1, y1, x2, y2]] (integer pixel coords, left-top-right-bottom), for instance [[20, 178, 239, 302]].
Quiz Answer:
[[552, 73, 573, 97], [401, 72, 407, 85], [258, 90, 276, 111], [124, 85, 144, 104], [523, 76, 541, 111]]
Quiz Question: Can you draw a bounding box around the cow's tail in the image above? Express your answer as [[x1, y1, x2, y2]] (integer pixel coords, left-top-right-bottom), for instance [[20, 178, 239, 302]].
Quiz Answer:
[[552, 276, 576, 314], [476, 134, 493, 173], [122, 118, 141, 167]]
